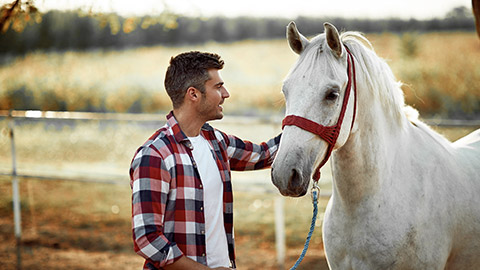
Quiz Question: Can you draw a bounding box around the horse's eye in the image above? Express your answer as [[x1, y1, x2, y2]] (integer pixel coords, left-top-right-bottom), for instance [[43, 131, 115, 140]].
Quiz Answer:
[[325, 91, 340, 101]]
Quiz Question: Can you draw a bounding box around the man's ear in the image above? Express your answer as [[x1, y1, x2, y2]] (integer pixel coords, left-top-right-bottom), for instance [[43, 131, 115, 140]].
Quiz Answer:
[[186, 87, 199, 101]]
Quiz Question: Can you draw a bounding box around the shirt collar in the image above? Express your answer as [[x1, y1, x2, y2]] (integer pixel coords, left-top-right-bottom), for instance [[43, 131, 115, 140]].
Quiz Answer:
[[166, 111, 214, 145]]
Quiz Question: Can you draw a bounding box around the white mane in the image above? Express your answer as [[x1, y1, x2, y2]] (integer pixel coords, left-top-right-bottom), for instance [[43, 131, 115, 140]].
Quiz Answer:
[[339, 32, 457, 147], [340, 32, 408, 126]]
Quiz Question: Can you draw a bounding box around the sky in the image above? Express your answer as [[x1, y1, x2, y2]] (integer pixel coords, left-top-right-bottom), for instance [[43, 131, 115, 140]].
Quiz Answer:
[[1, 0, 473, 19]]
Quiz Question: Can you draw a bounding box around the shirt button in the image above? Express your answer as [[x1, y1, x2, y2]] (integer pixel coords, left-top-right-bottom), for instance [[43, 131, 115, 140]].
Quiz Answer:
[[201, 230, 205, 234], [202, 253, 206, 257], [199, 184, 203, 188], [200, 207, 203, 211]]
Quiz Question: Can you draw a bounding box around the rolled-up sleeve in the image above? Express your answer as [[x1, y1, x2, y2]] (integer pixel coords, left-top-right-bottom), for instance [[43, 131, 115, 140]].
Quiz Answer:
[[130, 146, 183, 269]]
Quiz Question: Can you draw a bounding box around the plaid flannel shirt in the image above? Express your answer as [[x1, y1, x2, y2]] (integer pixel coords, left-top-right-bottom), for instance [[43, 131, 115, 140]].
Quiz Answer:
[[130, 111, 281, 269]]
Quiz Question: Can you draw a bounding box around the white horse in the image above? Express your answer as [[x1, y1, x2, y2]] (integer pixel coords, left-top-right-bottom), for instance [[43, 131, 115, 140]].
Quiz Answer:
[[271, 21, 480, 269]]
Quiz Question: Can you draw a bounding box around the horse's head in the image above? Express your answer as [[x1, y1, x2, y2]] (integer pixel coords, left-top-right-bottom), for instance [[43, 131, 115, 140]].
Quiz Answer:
[[271, 22, 357, 197]]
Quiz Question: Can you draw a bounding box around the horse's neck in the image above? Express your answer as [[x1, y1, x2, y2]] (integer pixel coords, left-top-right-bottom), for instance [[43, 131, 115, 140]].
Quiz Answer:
[[331, 104, 404, 206]]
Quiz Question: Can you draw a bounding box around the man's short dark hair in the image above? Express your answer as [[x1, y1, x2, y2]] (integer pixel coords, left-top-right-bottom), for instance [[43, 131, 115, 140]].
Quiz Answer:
[[164, 51, 224, 108]]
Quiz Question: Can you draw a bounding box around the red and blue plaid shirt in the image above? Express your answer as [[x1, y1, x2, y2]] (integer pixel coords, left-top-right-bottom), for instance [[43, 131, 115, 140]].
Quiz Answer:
[[130, 112, 281, 269]]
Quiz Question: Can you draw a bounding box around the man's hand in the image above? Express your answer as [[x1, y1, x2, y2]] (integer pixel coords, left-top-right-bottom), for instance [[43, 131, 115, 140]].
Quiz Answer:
[[164, 256, 232, 269]]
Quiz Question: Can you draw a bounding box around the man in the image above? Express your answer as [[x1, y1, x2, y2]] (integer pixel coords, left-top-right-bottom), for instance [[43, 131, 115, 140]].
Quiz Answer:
[[130, 51, 281, 269]]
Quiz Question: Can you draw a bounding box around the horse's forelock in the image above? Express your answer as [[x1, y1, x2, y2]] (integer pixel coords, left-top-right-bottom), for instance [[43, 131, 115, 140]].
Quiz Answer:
[[288, 36, 330, 80], [301, 35, 345, 79]]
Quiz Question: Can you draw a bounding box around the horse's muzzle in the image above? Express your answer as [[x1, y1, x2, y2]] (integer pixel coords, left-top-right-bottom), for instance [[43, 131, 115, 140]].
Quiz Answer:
[[271, 167, 308, 197]]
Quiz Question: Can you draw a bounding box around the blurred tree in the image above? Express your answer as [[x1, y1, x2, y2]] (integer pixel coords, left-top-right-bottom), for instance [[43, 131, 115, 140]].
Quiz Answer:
[[73, 15, 95, 50], [400, 32, 419, 58], [474, 0, 480, 38], [447, 6, 473, 19], [210, 17, 229, 42], [0, 0, 178, 35], [37, 9, 53, 49], [0, 0, 40, 33], [0, 2, 476, 54]]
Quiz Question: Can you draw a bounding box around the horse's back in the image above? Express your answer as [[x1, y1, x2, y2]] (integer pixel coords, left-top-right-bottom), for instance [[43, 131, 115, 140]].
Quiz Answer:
[[452, 128, 480, 174], [453, 128, 480, 149], [450, 128, 480, 209]]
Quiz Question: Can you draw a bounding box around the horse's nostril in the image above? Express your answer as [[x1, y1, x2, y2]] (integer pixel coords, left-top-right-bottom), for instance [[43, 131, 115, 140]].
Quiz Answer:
[[289, 168, 301, 188]]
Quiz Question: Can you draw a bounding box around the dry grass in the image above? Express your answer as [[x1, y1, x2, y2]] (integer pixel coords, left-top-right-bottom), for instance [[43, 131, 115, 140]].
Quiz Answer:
[[1, 32, 479, 117], [384, 32, 480, 117]]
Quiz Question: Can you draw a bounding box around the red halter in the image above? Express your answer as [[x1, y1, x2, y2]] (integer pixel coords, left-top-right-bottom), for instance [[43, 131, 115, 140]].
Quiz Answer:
[[282, 46, 357, 182]]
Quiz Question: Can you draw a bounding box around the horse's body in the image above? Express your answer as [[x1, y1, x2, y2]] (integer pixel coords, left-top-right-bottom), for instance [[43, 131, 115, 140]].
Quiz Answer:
[[271, 22, 480, 269]]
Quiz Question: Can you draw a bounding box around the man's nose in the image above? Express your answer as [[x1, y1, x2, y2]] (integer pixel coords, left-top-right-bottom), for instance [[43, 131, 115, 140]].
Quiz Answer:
[[222, 88, 230, 99]]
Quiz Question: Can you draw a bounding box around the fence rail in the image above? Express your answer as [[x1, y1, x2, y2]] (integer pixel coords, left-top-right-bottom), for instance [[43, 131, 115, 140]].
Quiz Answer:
[[2, 109, 480, 126], [0, 172, 125, 185], [0, 110, 284, 124]]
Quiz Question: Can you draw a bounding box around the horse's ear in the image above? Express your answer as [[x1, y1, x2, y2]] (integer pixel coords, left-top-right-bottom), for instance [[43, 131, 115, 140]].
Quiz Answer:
[[324, 22, 343, 58], [287, 21, 309, 55]]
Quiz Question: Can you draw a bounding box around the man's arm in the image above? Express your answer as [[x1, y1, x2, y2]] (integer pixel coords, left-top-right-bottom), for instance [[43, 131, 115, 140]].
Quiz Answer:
[[223, 132, 282, 171], [130, 146, 184, 269]]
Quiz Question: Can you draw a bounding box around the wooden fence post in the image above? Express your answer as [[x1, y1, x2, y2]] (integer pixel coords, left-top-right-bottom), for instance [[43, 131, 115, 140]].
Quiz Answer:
[[274, 196, 286, 270], [8, 110, 22, 270]]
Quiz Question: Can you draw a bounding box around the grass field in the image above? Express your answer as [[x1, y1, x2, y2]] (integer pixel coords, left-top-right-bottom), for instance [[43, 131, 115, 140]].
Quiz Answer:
[[0, 32, 479, 118]]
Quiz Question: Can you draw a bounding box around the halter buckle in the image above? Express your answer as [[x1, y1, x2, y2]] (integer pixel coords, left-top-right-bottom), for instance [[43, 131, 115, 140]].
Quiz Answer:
[[310, 180, 320, 202]]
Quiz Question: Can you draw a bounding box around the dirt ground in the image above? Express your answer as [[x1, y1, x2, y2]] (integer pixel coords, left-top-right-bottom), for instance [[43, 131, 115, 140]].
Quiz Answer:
[[0, 204, 328, 270], [0, 177, 330, 270], [0, 230, 329, 270]]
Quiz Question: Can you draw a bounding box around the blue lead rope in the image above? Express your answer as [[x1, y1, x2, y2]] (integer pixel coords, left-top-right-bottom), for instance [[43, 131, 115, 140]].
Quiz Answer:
[[290, 185, 319, 270]]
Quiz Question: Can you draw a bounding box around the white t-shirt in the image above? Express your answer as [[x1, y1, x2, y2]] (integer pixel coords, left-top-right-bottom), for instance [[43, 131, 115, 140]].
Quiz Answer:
[[188, 134, 230, 268]]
